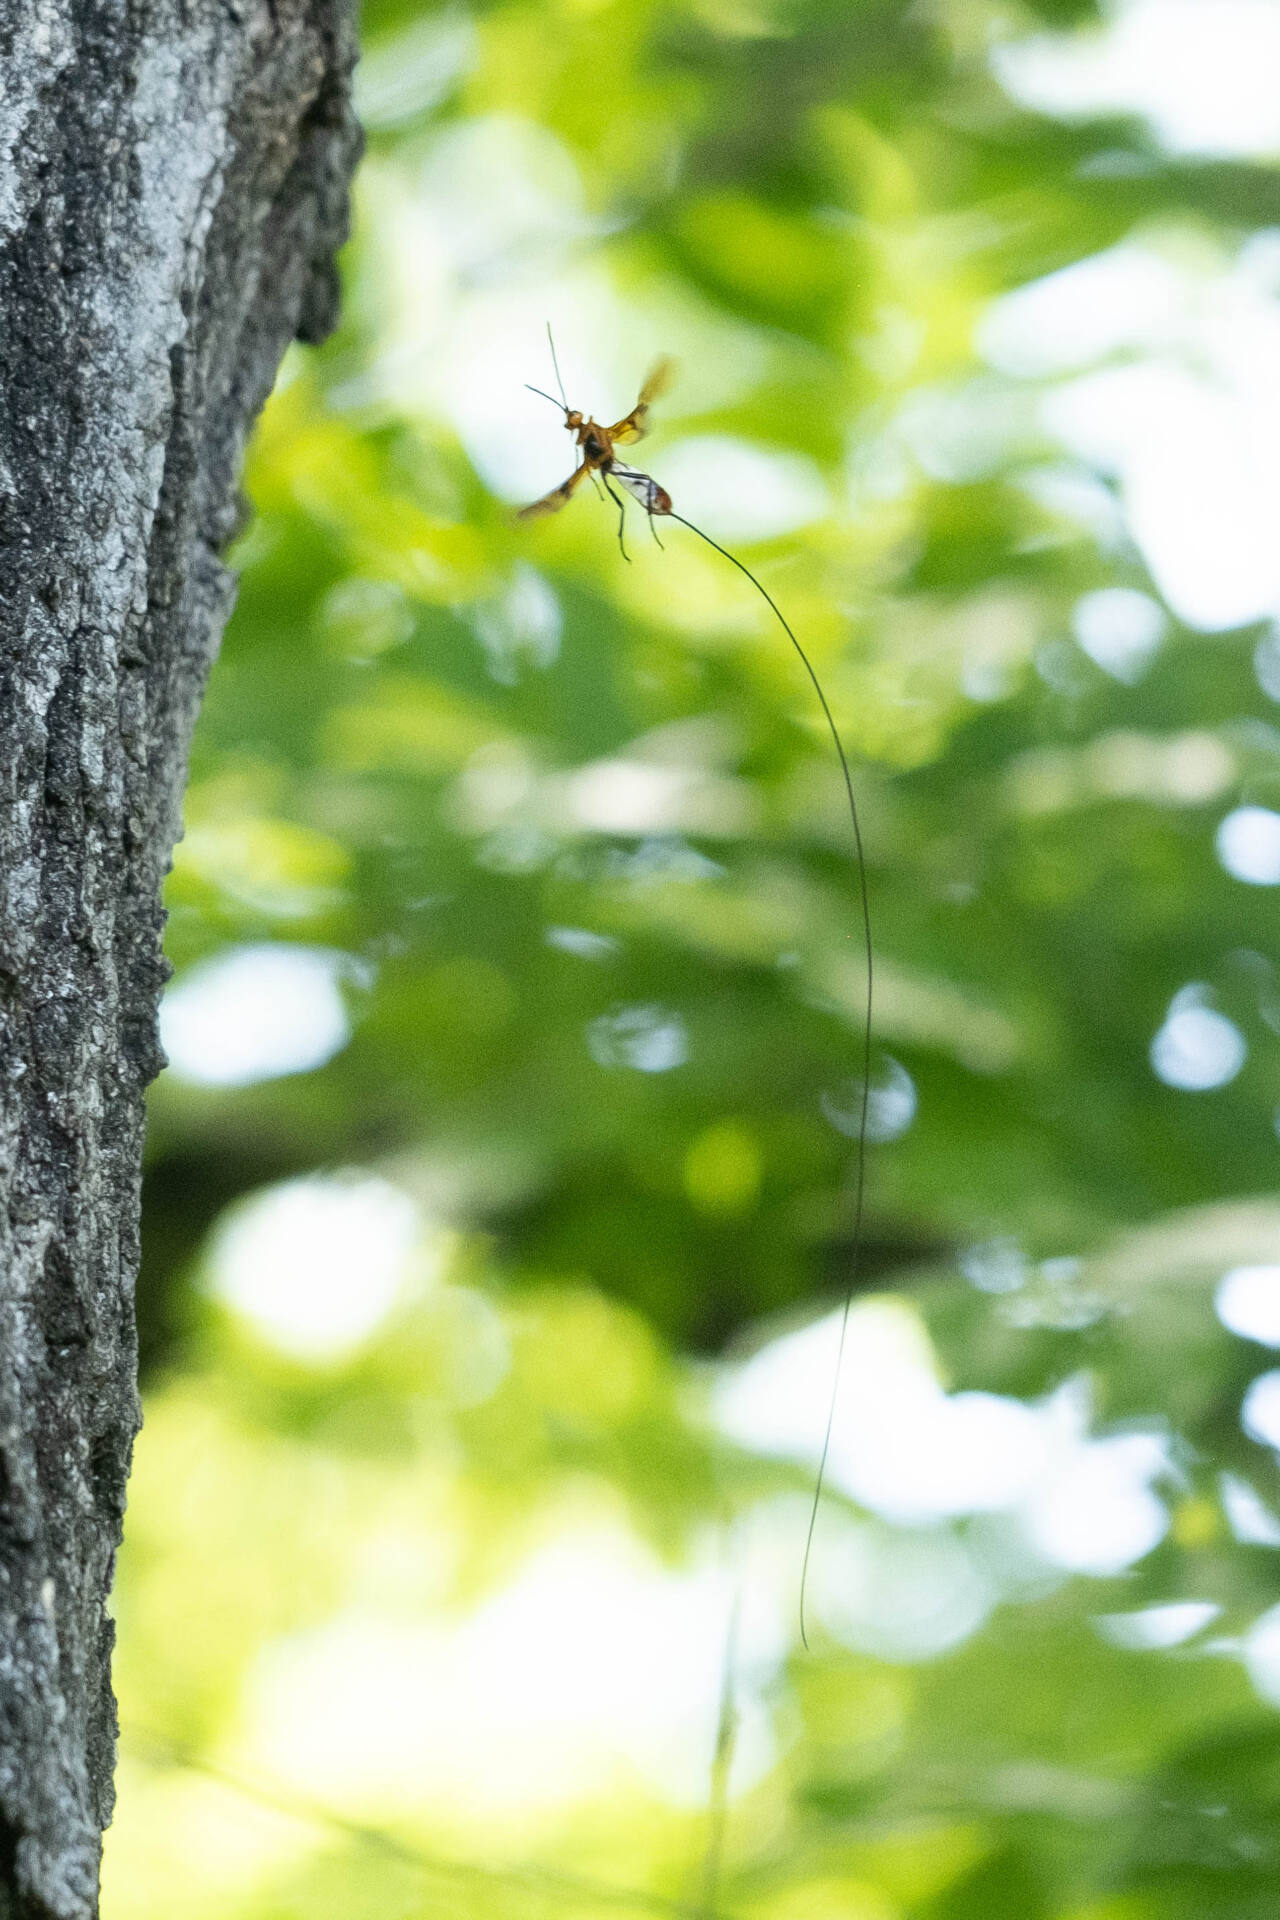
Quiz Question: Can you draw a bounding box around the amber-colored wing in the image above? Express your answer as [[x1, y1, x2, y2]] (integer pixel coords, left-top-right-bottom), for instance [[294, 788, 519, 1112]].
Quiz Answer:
[[517, 463, 590, 519], [608, 355, 676, 446]]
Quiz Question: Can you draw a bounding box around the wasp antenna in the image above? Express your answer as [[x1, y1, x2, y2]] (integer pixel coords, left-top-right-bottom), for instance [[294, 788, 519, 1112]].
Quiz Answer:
[[526, 384, 565, 412], [666, 511, 873, 1654], [546, 323, 571, 411]]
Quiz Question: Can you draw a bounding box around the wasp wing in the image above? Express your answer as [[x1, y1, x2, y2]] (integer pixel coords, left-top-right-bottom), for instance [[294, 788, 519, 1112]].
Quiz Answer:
[[517, 463, 590, 519], [637, 355, 677, 408], [608, 355, 676, 446]]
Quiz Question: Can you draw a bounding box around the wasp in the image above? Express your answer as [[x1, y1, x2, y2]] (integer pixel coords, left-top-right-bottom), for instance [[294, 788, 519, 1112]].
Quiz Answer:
[[519, 342, 675, 557], [518, 332, 875, 1662]]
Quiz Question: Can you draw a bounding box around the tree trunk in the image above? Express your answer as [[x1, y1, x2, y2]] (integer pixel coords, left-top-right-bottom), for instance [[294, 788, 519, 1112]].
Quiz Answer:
[[0, 2, 359, 1911]]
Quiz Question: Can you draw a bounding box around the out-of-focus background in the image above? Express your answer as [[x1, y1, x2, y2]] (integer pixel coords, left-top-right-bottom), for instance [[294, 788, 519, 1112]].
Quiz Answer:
[[103, 2, 1280, 1915]]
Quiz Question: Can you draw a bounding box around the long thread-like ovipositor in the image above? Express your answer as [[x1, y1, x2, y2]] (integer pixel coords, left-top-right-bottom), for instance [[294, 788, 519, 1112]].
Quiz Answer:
[[518, 342, 875, 1656], [662, 511, 873, 1652]]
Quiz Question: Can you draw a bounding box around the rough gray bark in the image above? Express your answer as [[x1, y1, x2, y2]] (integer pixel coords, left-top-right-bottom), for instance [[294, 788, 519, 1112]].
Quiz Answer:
[[0, 2, 359, 1912]]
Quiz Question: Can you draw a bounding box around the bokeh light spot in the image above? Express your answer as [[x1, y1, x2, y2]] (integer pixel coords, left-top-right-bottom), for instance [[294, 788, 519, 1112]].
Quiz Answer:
[[1094, 1601, 1221, 1650], [242, 1531, 784, 1818], [1254, 624, 1280, 700], [1217, 1266, 1280, 1344], [160, 945, 354, 1088], [1242, 1370, 1280, 1449], [1150, 987, 1246, 1091], [587, 1004, 688, 1072], [650, 436, 829, 543], [821, 1057, 917, 1145], [683, 1121, 762, 1216], [994, 0, 1280, 160], [1243, 1600, 1280, 1705], [1216, 807, 1280, 885], [207, 1172, 431, 1363], [1071, 587, 1166, 683]]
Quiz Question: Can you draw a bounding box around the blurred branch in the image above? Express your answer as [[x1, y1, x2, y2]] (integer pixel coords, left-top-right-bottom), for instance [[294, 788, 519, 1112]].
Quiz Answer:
[[123, 1728, 733, 1920]]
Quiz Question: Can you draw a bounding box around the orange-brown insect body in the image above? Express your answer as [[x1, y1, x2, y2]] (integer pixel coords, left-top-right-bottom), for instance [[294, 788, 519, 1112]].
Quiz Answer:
[[573, 412, 611, 471]]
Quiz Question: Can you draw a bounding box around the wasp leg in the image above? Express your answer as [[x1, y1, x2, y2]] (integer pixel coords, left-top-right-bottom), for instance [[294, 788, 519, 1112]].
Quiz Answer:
[[602, 472, 630, 562], [647, 511, 665, 551]]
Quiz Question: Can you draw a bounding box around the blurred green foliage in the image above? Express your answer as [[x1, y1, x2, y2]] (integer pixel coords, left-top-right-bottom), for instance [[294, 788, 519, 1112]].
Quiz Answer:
[[105, 0, 1280, 1916]]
